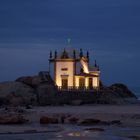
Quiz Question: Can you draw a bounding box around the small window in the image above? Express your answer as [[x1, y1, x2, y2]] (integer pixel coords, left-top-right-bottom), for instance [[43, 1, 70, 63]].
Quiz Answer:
[[61, 68, 68, 71]]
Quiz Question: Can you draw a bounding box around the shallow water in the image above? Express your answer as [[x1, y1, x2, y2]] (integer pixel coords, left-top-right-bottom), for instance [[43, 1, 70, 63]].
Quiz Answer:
[[0, 124, 135, 140]]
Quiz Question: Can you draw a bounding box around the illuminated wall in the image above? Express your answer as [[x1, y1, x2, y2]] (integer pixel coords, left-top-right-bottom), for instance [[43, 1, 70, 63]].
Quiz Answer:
[[75, 76, 99, 88], [85, 77, 89, 88], [93, 77, 99, 88], [90, 71, 100, 88], [75, 77, 79, 87], [80, 57, 89, 73], [55, 61, 74, 87], [54, 59, 100, 89]]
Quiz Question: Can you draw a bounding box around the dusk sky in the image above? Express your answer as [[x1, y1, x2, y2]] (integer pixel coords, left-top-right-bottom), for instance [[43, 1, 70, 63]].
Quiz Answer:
[[0, 0, 140, 87]]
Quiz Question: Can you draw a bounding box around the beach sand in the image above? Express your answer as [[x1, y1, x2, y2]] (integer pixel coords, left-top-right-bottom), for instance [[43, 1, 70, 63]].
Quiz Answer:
[[0, 105, 140, 140]]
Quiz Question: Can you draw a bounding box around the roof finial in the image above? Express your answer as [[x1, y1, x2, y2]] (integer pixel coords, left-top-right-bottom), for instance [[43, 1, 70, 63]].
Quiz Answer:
[[87, 51, 89, 60], [73, 50, 76, 59], [54, 50, 57, 59], [79, 48, 83, 58], [50, 51, 52, 59], [94, 60, 97, 67]]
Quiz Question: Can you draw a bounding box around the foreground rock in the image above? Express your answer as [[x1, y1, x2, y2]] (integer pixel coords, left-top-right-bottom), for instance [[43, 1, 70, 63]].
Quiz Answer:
[[0, 115, 28, 124], [68, 117, 79, 124], [80, 119, 101, 125], [40, 116, 58, 124], [85, 128, 105, 132]]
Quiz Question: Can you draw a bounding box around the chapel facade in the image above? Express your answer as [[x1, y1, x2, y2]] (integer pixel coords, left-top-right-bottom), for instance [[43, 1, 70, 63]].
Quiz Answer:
[[49, 48, 100, 90]]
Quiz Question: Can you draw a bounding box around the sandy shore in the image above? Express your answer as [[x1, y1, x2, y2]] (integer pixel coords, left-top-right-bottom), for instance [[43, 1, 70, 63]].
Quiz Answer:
[[26, 105, 140, 126], [0, 105, 140, 140], [33, 105, 140, 114]]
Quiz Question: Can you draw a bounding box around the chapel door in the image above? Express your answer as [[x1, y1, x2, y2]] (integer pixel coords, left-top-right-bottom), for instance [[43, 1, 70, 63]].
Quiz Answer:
[[62, 79, 68, 89], [79, 78, 85, 89], [89, 78, 93, 89]]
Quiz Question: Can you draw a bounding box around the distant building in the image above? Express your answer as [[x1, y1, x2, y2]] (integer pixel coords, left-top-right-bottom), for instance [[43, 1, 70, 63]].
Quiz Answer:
[[49, 48, 100, 90]]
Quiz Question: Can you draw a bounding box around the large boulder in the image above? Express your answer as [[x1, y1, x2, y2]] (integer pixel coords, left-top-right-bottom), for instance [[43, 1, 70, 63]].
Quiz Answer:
[[0, 82, 36, 106], [109, 83, 137, 98], [40, 116, 58, 124], [0, 114, 28, 124], [16, 75, 57, 105], [95, 83, 139, 104], [16, 76, 41, 87], [91, 83, 139, 104], [68, 117, 79, 124], [80, 118, 101, 125], [37, 84, 58, 105]]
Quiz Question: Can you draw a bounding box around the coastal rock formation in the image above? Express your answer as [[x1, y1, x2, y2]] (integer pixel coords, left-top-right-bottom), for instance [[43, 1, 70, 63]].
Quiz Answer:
[[16, 76, 41, 88], [0, 74, 138, 106], [16, 75, 57, 105], [37, 84, 57, 105], [0, 82, 36, 106], [109, 83, 137, 98], [95, 83, 138, 104]]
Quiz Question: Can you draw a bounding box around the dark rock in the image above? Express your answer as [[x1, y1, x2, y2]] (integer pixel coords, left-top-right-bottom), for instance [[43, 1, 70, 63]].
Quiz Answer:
[[37, 84, 58, 105], [16, 76, 41, 87], [60, 115, 65, 124], [110, 120, 122, 125], [128, 136, 140, 140], [25, 105, 32, 109], [40, 116, 58, 124], [70, 100, 83, 106], [0, 82, 37, 106], [0, 115, 28, 124], [80, 119, 101, 125], [85, 128, 104, 132], [24, 130, 37, 133], [95, 83, 139, 104], [68, 117, 79, 124], [0, 73, 138, 106], [100, 121, 111, 125], [109, 83, 137, 98]]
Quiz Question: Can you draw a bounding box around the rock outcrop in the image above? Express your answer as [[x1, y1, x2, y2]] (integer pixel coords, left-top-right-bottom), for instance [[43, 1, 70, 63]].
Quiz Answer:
[[109, 83, 137, 98], [0, 82, 36, 106], [0, 73, 138, 106], [16, 76, 41, 88]]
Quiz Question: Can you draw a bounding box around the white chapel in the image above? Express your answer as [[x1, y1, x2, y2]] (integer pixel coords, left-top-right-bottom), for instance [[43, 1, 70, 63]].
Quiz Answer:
[[49, 48, 100, 90]]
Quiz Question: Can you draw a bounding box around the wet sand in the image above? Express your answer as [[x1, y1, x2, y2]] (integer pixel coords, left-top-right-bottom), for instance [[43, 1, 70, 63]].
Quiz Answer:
[[0, 105, 140, 140]]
